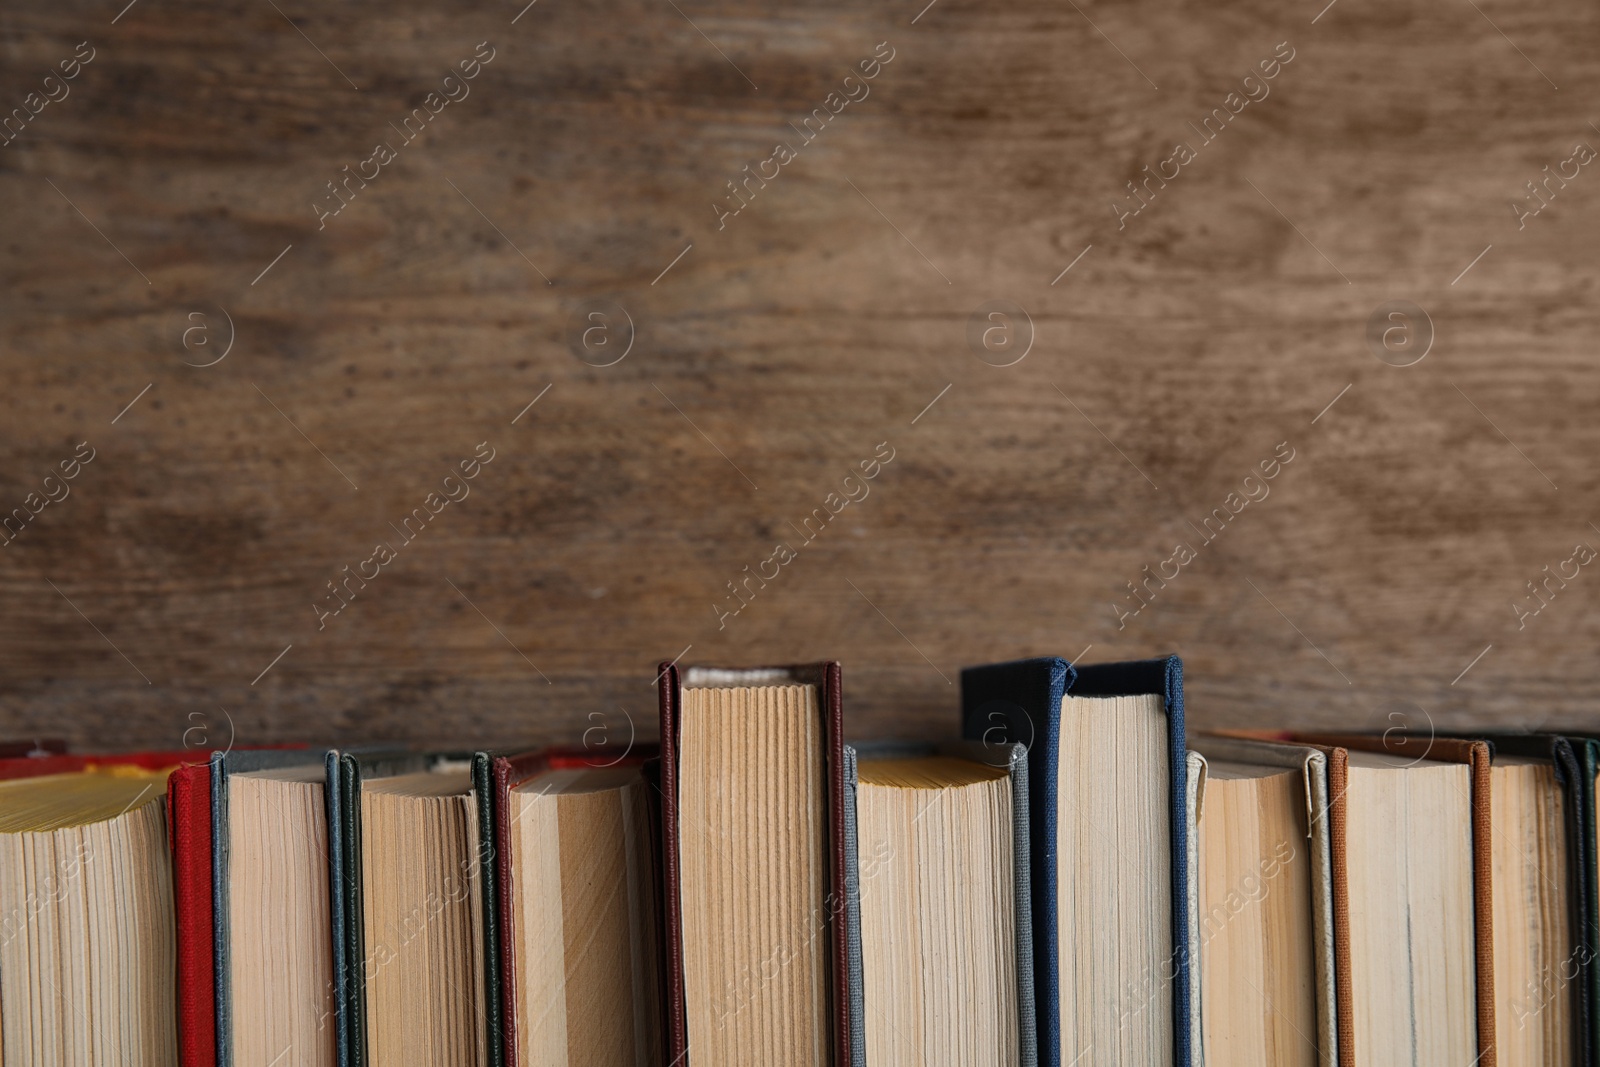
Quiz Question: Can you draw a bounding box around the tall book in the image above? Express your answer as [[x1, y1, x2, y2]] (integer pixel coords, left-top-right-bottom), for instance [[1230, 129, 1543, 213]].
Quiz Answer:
[[1188, 735, 1338, 1067], [656, 662, 849, 1066], [1294, 733, 1486, 1066], [960, 656, 1192, 1067], [841, 740, 1035, 1067]]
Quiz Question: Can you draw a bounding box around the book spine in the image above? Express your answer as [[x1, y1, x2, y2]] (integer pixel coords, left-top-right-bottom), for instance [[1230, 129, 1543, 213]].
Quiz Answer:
[[169, 762, 218, 1067]]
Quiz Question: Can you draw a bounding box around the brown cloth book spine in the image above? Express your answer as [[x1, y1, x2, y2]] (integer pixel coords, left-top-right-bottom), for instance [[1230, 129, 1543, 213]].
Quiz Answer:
[[655, 661, 850, 1067], [1298, 733, 1495, 1067]]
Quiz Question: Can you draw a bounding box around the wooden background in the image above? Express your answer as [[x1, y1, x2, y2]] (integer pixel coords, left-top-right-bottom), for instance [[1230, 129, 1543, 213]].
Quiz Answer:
[[2, 0, 1597, 751]]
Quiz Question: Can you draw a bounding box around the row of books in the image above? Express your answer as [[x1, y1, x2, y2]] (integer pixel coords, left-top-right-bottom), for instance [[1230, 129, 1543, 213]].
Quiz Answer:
[[0, 655, 1594, 1066]]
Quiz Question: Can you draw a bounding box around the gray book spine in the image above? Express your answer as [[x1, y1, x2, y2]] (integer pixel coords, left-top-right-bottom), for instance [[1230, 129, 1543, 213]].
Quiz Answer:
[[841, 739, 1035, 1067]]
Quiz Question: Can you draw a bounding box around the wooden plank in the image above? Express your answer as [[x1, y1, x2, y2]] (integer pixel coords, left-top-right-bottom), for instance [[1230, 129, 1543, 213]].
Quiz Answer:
[[1, 0, 1597, 747]]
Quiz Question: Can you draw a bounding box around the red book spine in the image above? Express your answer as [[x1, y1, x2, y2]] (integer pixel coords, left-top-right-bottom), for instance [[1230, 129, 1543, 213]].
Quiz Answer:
[[168, 762, 217, 1067]]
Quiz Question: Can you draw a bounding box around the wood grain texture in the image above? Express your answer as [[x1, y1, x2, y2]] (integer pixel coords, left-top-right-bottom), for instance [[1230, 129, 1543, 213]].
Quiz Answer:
[[1, 0, 1598, 748]]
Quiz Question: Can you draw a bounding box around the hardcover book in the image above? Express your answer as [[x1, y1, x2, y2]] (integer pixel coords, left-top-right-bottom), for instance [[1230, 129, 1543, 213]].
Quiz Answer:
[[0, 750, 203, 1065], [1477, 733, 1599, 1066], [655, 661, 850, 1066], [210, 748, 333, 1067], [326, 750, 486, 1067], [1188, 735, 1337, 1067], [842, 739, 1035, 1067], [169, 760, 216, 1067], [478, 745, 660, 1067], [1183, 750, 1205, 1062], [960, 656, 1192, 1067], [1294, 732, 1485, 1067]]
